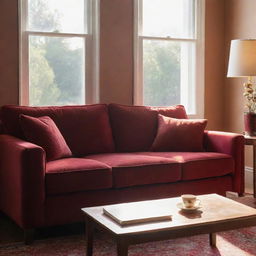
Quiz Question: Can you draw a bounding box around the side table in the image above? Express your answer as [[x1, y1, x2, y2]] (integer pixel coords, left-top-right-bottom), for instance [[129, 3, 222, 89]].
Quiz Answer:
[[244, 135, 256, 198]]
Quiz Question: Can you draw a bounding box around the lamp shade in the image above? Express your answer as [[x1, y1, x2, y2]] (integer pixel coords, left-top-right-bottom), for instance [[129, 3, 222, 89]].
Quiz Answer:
[[227, 39, 256, 77]]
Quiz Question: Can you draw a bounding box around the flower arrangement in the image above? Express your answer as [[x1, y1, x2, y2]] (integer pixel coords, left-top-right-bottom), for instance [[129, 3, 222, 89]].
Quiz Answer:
[[243, 82, 256, 113]]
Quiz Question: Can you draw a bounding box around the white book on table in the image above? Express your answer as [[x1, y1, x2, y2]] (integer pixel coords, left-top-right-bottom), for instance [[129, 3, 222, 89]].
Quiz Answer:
[[103, 200, 172, 226]]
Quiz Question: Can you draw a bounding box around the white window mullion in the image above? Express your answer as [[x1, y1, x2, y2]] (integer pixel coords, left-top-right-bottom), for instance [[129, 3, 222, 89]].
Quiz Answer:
[[85, 35, 92, 104], [19, 0, 29, 105], [85, 0, 91, 103], [134, 0, 143, 105], [194, 0, 205, 118], [85, 0, 100, 104], [90, 0, 100, 103]]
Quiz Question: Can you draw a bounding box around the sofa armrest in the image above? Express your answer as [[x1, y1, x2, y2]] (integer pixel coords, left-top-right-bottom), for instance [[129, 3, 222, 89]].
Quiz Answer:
[[0, 135, 46, 229], [204, 131, 244, 195]]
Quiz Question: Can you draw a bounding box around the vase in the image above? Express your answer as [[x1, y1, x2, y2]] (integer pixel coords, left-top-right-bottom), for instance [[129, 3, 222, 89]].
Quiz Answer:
[[244, 112, 256, 136]]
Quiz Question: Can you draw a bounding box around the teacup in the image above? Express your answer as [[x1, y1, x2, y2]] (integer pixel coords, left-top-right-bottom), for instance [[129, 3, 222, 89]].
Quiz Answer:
[[181, 194, 198, 208]]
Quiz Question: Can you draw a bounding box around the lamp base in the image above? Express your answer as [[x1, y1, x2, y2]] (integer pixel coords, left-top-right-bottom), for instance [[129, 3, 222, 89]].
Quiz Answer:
[[244, 112, 256, 136]]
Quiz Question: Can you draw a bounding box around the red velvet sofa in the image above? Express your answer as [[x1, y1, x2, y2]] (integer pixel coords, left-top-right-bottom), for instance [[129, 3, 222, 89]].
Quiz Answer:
[[0, 103, 244, 235]]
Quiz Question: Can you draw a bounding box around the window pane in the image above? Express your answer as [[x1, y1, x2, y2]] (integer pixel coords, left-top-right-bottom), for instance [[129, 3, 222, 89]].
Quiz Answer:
[[29, 36, 85, 106], [28, 0, 87, 33], [142, 0, 195, 38], [143, 40, 195, 113]]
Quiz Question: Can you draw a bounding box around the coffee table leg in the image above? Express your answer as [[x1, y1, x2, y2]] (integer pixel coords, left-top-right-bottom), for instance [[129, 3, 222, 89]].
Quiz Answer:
[[117, 237, 128, 256], [85, 217, 94, 256], [209, 233, 216, 247]]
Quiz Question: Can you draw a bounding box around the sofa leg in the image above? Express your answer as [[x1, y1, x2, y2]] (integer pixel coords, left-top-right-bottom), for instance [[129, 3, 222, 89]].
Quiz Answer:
[[24, 229, 35, 245]]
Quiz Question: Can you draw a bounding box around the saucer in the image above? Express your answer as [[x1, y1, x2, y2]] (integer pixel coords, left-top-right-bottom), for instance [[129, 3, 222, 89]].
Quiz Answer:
[[177, 200, 201, 212]]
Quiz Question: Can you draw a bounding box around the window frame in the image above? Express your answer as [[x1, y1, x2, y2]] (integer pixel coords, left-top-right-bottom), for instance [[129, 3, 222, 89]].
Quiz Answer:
[[134, 0, 205, 118], [19, 0, 100, 106]]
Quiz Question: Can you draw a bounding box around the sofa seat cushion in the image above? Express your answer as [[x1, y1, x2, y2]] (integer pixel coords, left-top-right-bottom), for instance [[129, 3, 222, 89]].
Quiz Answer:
[[136, 152, 234, 181], [46, 158, 112, 195], [84, 153, 181, 188]]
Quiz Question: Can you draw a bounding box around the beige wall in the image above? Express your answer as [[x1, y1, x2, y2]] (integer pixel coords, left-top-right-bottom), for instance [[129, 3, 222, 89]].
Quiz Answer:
[[224, 0, 256, 167], [100, 0, 134, 105], [204, 0, 225, 130], [0, 0, 19, 105]]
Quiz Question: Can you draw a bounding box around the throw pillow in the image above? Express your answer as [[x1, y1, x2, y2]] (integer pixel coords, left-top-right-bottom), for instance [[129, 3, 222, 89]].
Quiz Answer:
[[151, 114, 207, 152], [20, 114, 72, 161]]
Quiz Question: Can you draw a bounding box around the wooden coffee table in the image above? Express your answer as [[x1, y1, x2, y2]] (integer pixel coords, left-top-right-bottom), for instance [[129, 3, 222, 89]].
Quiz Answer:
[[82, 194, 256, 256]]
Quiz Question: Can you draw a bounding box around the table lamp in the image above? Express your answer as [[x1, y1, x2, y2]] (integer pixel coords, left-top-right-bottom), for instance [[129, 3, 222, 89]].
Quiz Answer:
[[227, 39, 256, 136]]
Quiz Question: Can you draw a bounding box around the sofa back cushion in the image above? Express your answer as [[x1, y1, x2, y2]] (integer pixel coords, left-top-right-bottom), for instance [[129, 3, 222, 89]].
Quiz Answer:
[[108, 103, 187, 152], [151, 106, 188, 119], [1, 104, 115, 156]]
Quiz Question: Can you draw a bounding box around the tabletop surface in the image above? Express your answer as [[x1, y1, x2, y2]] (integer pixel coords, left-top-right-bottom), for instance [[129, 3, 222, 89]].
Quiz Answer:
[[82, 194, 256, 235]]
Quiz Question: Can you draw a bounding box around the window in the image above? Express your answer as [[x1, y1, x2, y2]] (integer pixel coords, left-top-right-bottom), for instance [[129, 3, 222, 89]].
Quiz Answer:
[[134, 0, 205, 117], [19, 0, 99, 106]]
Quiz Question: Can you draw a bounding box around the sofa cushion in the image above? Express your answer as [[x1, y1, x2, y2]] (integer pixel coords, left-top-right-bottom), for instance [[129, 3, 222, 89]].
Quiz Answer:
[[136, 152, 234, 181], [84, 153, 181, 188], [1, 104, 115, 156], [151, 115, 207, 152], [46, 158, 112, 195], [20, 115, 72, 161], [108, 103, 187, 152]]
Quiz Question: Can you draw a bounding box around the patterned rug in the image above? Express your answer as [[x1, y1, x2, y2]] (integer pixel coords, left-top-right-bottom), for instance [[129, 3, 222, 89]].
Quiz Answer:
[[0, 196, 255, 256], [0, 227, 256, 256]]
